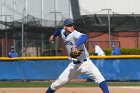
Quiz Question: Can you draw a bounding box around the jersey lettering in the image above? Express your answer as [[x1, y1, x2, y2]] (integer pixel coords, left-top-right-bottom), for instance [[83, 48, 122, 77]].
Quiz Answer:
[[64, 41, 73, 45]]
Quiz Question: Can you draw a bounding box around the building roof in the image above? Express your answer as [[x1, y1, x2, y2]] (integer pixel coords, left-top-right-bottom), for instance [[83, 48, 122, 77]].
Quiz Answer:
[[75, 14, 140, 33], [0, 14, 140, 33]]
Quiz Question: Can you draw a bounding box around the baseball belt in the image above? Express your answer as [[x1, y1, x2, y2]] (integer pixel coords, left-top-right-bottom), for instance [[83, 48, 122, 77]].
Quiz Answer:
[[73, 59, 87, 64]]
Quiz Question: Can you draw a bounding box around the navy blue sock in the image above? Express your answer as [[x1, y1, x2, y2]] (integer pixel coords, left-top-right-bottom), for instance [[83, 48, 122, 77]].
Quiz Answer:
[[99, 81, 109, 93], [45, 87, 55, 93]]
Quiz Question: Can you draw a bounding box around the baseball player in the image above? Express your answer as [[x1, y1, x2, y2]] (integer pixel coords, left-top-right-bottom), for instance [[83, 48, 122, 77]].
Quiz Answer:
[[111, 43, 120, 55], [8, 46, 18, 58], [45, 18, 110, 93], [93, 43, 105, 56]]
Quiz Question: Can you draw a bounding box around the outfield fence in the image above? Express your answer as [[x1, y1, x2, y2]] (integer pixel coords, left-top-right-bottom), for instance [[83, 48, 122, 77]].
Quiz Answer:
[[0, 55, 140, 81]]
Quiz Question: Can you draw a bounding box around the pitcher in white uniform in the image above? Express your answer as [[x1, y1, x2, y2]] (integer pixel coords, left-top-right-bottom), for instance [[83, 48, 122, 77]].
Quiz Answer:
[[45, 18, 110, 93]]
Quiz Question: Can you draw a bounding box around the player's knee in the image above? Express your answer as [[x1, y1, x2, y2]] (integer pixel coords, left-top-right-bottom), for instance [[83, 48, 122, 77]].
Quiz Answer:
[[51, 78, 68, 90], [94, 77, 105, 84]]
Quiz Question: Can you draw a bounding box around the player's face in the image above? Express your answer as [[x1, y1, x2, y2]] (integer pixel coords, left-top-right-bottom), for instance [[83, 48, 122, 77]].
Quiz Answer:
[[112, 44, 115, 48], [64, 24, 74, 33]]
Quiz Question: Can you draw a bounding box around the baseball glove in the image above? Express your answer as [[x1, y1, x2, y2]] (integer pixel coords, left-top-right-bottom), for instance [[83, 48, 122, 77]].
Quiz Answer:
[[70, 51, 81, 58]]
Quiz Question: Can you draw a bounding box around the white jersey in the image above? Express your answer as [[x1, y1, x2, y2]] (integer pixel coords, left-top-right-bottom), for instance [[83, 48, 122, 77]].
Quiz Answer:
[[95, 45, 105, 56], [60, 29, 89, 60], [47, 19, 109, 93]]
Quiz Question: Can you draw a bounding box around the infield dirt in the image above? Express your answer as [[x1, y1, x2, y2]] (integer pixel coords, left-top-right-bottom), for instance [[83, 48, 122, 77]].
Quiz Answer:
[[0, 87, 140, 93]]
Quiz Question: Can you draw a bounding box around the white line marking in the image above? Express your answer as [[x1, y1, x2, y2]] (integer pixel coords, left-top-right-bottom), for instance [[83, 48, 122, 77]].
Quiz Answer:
[[111, 86, 140, 89]]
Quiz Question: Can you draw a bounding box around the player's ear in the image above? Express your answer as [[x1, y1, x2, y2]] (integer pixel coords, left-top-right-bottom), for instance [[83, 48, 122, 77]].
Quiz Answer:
[[64, 26, 66, 30], [72, 26, 74, 29]]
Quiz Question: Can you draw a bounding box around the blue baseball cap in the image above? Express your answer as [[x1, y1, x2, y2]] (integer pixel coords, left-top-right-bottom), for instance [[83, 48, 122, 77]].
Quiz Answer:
[[63, 18, 74, 26]]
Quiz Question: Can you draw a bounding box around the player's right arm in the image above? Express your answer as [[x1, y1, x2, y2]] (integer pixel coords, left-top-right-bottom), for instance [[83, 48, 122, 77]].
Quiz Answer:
[[49, 28, 62, 43]]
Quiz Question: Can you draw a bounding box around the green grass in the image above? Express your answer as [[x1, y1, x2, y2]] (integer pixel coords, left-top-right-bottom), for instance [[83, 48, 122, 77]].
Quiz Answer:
[[0, 81, 140, 88], [0, 81, 51, 87]]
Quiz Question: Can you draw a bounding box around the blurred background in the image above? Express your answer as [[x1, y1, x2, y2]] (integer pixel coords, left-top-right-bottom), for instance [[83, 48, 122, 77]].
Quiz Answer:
[[0, 0, 140, 57]]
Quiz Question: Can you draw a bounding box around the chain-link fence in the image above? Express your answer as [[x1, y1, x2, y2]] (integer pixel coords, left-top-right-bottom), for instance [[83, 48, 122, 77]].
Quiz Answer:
[[0, 14, 140, 56]]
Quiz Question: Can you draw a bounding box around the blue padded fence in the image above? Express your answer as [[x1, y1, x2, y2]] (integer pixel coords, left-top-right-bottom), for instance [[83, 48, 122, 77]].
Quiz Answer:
[[0, 57, 140, 81]]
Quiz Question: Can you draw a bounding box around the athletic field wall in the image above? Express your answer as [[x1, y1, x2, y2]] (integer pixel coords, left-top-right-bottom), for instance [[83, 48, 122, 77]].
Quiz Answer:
[[0, 56, 140, 81]]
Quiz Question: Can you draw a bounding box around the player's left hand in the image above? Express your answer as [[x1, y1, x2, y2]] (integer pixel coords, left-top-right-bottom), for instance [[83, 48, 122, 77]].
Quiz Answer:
[[70, 45, 81, 58]]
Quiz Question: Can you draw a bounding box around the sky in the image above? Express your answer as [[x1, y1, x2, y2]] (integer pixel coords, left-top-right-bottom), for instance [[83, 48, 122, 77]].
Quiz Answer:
[[0, 0, 140, 21], [79, 0, 140, 15], [0, 0, 71, 21]]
